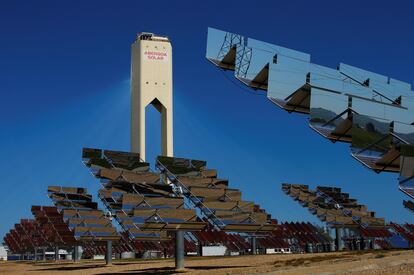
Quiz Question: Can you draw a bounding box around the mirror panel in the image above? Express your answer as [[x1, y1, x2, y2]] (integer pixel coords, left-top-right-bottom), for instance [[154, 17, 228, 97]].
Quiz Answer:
[[206, 27, 242, 70], [267, 55, 310, 112], [309, 88, 350, 142], [351, 112, 391, 154]]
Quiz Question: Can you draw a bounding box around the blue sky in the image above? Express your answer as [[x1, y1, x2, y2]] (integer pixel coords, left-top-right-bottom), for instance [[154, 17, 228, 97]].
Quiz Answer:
[[1, 0, 414, 238]]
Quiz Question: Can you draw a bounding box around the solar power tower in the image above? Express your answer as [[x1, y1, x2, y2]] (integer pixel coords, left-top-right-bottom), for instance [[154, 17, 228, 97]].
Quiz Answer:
[[79, 32, 275, 270], [130, 33, 173, 161], [206, 27, 414, 214]]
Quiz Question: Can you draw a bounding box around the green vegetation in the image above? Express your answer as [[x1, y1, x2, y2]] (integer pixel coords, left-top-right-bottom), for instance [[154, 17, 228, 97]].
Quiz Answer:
[[352, 126, 391, 152]]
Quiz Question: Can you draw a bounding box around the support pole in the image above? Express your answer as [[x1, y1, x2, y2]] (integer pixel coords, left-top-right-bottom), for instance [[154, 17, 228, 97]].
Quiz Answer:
[[335, 227, 344, 251], [175, 231, 184, 270], [198, 242, 202, 257], [55, 246, 59, 261], [105, 240, 112, 265], [34, 247, 37, 262], [73, 246, 79, 262], [251, 236, 257, 255]]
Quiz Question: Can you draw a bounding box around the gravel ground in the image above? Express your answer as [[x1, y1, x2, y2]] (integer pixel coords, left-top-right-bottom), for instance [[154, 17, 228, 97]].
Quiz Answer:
[[0, 249, 413, 274]]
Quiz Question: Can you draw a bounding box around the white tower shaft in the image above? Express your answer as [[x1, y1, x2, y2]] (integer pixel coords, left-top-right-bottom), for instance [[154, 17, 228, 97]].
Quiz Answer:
[[130, 33, 173, 160]]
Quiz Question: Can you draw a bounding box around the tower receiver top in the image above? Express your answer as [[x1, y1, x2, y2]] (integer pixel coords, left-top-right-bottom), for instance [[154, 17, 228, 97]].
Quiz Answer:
[[137, 32, 170, 42]]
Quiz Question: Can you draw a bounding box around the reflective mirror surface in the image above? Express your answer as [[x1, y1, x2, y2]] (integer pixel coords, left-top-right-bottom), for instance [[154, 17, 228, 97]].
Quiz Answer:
[[310, 89, 350, 142]]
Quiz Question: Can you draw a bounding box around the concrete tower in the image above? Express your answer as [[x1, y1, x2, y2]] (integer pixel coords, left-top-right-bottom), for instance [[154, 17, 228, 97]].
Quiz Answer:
[[130, 33, 173, 160]]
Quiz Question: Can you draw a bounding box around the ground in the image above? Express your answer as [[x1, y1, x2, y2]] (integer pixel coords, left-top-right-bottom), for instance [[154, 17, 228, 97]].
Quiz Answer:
[[1, 250, 413, 274]]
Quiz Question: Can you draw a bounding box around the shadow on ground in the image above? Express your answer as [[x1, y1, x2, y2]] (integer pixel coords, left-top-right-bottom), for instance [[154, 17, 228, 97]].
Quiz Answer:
[[33, 264, 106, 271], [96, 265, 249, 274], [33, 262, 79, 267]]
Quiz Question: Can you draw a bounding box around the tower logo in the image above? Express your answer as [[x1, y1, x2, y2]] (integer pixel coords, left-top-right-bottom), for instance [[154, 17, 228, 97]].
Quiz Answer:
[[144, 51, 168, 61]]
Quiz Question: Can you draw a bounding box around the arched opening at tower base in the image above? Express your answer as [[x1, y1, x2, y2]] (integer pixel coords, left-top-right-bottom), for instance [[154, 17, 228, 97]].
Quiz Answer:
[[145, 99, 162, 167]]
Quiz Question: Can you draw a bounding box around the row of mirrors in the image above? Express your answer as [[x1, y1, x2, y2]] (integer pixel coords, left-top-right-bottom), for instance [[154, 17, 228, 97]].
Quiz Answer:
[[4, 147, 279, 256], [81, 147, 276, 243], [207, 27, 414, 193], [47, 186, 120, 242], [282, 184, 386, 228]]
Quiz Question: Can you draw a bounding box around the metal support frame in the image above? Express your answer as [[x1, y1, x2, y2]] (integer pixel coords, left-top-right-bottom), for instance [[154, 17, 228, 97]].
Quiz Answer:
[[97, 186, 135, 250], [340, 72, 398, 105], [85, 153, 152, 251], [49, 186, 104, 260], [311, 107, 354, 144], [217, 32, 242, 62], [36, 206, 66, 248], [322, 108, 350, 129], [378, 151, 402, 173], [288, 88, 310, 113], [19, 221, 36, 258], [235, 40, 252, 78], [84, 155, 200, 260], [156, 160, 226, 230], [156, 159, 269, 252], [157, 160, 263, 233], [175, 231, 184, 270], [315, 188, 369, 229], [352, 131, 407, 173]]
